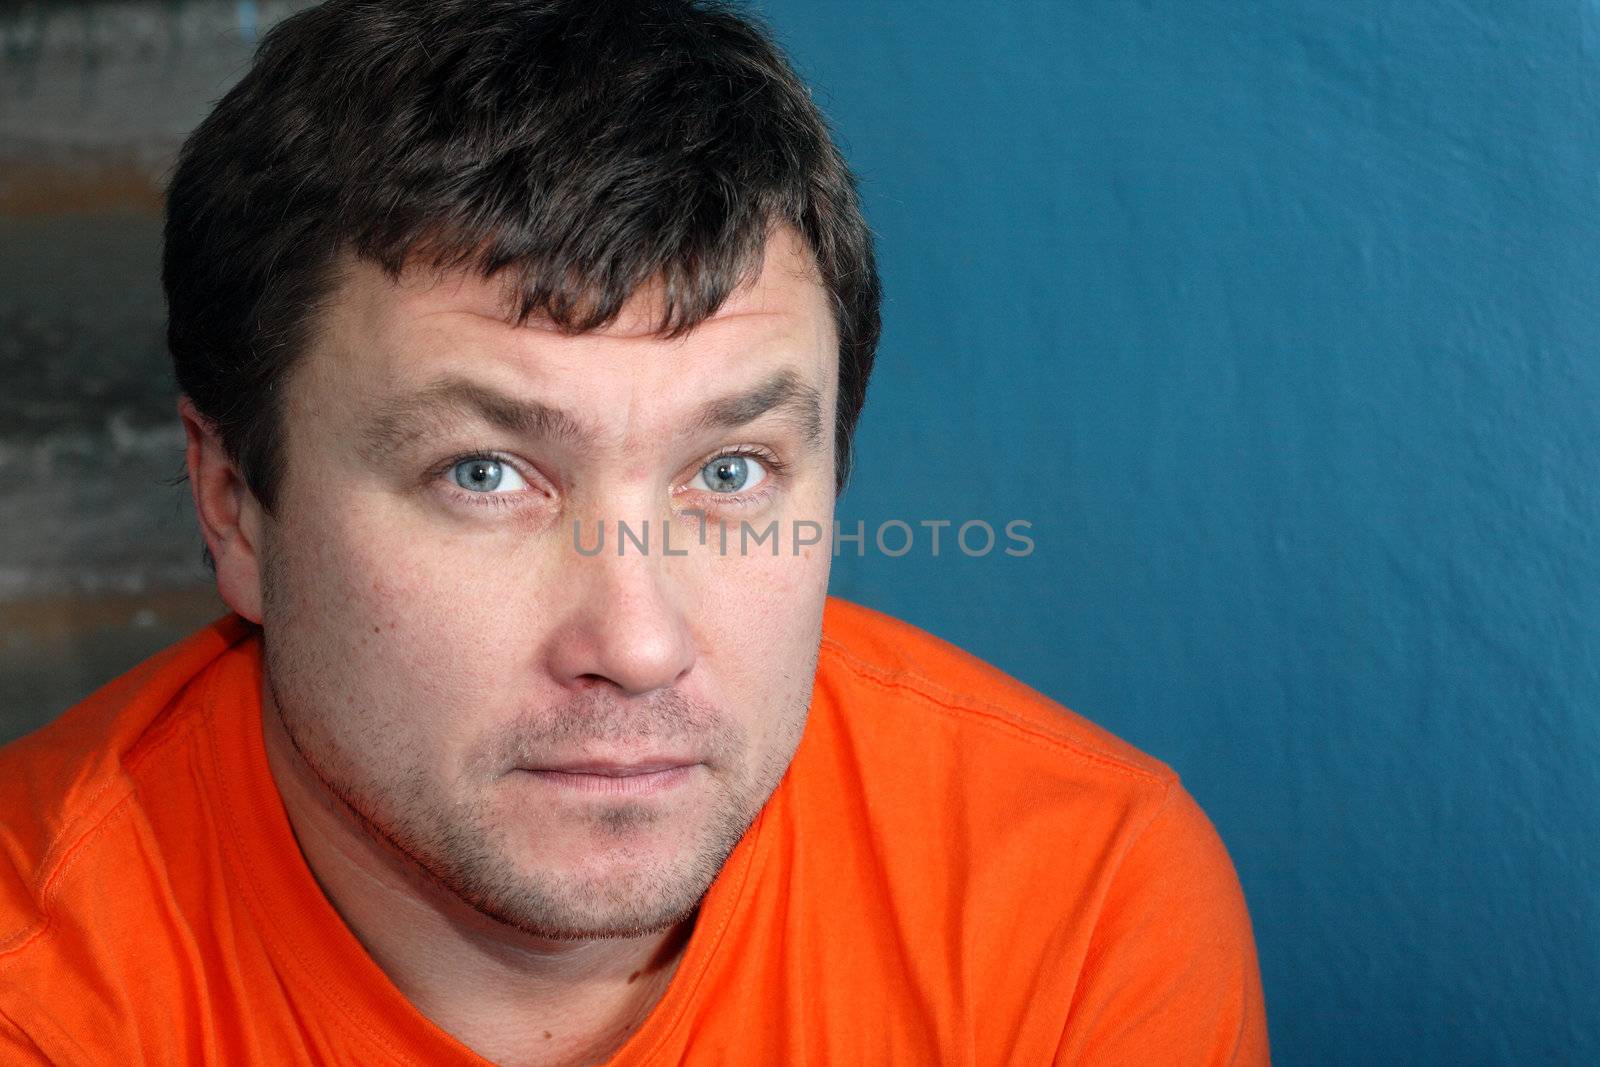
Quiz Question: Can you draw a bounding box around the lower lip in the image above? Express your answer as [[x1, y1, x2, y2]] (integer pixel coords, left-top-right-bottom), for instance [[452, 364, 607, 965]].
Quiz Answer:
[[520, 765, 699, 796]]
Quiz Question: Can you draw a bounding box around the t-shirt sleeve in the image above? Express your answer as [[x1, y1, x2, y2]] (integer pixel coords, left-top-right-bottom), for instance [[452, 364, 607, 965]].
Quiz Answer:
[[1055, 780, 1271, 1066]]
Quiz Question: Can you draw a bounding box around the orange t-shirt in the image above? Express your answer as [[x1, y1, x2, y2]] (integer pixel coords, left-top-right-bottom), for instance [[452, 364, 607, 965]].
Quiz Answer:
[[0, 596, 1269, 1064]]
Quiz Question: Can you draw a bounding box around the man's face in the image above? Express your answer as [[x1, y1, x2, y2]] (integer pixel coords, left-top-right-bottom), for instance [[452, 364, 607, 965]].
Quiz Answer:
[[256, 228, 837, 940]]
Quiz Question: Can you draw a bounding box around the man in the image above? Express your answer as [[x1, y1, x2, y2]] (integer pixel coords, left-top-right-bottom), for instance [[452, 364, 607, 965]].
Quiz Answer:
[[0, 0, 1269, 1062]]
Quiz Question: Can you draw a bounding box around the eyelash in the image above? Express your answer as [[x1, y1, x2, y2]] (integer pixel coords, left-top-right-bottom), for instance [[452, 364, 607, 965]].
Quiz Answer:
[[429, 445, 792, 513], [679, 444, 791, 512], [432, 448, 540, 512]]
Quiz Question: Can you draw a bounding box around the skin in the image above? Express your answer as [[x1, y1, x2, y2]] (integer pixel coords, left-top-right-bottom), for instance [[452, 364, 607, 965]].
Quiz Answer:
[[182, 227, 839, 1066]]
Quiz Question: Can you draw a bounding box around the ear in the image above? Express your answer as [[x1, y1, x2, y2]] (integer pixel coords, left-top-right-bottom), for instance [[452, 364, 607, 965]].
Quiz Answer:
[[179, 397, 267, 624]]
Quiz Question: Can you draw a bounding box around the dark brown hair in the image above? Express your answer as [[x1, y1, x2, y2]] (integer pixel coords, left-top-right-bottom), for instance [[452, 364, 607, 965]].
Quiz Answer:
[[163, 0, 879, 506]]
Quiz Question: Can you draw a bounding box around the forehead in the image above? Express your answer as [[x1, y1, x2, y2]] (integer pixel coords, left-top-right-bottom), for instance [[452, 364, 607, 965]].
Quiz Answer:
[[308, 227, 837, 415]]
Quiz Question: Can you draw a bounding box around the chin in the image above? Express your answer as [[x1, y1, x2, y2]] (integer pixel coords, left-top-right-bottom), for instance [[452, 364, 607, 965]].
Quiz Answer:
[[425, 813, 737, 942], [485, 858, 715, 942]]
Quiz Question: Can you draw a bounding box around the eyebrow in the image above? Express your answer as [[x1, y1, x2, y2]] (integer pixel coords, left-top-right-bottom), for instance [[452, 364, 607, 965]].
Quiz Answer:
[[685, 368, 824, 449], [357, 368, 825, 459], [358, 378, 593, 459]]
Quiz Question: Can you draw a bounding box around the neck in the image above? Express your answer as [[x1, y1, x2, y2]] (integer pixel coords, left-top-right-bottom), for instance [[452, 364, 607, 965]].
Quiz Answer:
[[258, 689, 693, 1067]]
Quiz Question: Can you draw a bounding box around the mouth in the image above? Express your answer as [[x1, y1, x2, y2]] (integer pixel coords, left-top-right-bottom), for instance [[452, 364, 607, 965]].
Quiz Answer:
[[516, 758, 703, 796]]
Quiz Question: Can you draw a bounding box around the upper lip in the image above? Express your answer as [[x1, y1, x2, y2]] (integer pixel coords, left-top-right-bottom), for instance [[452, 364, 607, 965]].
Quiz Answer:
[[524, 757, 700, 777]]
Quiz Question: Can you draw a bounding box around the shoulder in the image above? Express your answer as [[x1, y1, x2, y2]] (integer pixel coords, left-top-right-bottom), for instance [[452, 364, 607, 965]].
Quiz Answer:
[[808, 595, 1188, 905], [1053, 757, 1271, 1062], [0, 616, 253, 957], [804, 598, 1267, 1059], [818, 595, 1175, 786]]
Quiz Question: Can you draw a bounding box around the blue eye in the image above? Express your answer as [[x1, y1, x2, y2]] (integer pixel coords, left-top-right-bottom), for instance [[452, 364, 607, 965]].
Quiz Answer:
[[450, 457, 528, 493], [694, 454, 769, 494]]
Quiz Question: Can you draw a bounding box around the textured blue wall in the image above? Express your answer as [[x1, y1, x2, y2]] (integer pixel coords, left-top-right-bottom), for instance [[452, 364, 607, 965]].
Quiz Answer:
[[759, 1, 1600, 1062]]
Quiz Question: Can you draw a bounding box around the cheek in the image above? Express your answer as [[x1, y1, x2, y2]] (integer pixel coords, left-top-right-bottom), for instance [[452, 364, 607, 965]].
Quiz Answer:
[[263, 499, 529, 751], [287, 491, 524, 633], [273, 512, 423, 656], [691, 521, 832, 743]]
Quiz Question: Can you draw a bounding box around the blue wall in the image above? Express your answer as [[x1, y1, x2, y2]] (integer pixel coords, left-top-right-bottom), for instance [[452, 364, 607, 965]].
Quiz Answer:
[[760, 2, 1600, 1062]]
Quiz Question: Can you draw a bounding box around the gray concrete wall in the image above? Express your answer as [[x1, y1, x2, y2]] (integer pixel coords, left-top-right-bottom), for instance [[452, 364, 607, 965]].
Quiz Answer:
[[0, 2, 314, 742]]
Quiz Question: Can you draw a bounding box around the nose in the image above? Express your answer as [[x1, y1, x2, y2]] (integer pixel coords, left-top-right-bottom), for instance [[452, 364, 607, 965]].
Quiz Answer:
[[542, 522, 697, 697]]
